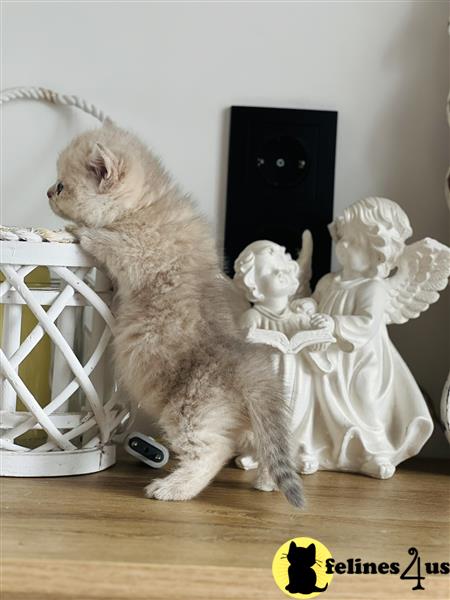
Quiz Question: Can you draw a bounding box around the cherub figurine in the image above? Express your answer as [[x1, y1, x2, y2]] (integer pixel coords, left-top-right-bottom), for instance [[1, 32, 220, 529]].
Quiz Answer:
[[306, 197, 450, 478], [232, 232, 335, 479]]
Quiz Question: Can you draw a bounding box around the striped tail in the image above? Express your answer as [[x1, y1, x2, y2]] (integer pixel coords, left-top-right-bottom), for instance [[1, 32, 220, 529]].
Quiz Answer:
[[243, 366, 305, 509]]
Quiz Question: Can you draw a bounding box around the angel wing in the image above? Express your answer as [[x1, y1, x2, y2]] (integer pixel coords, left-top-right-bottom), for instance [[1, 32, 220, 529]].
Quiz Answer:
[[294, 229, 313, 298], [386, 237, 450, 325]]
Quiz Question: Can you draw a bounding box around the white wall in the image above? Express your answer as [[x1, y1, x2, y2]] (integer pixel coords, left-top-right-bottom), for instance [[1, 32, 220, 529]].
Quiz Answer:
[[2, 1, 449, 456]]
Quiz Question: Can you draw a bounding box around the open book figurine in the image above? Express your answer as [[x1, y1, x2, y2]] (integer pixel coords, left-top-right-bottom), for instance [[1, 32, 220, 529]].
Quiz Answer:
[[232, 234, 336, 480], [246, 325, 335, 355]]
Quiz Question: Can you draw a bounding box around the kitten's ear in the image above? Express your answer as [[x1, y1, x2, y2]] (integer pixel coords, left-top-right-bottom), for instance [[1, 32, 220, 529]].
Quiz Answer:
[[289, 542, 297, 551], [307, 543, 316, 556], [88, 142, 122, 188]]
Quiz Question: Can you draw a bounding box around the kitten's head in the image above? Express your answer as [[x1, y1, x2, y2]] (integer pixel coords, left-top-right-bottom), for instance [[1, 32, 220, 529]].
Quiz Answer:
[[48, 121, 171, 227], [287, 542, 316, 566]]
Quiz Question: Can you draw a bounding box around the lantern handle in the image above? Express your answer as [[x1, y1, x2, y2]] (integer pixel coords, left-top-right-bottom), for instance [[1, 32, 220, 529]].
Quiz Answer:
[[0, 86, 108, 122]]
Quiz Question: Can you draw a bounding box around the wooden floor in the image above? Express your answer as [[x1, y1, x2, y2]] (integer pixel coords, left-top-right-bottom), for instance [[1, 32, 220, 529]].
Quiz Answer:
[[1, 453, 449, 600]]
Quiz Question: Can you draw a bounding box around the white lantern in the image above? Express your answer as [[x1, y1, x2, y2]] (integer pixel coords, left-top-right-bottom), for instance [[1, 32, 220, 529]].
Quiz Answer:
[[0, 87, 128, 476], [0, 233, 128, 476]]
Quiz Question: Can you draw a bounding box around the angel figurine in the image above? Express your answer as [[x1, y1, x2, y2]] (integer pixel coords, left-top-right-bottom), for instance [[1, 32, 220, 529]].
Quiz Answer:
[[306, 196, 450, 478], [232, 232, 335, 479]]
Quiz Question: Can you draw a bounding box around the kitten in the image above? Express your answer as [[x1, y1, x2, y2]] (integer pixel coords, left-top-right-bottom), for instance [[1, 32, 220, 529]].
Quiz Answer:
[[47, 121, 304, 507], [284, 542, 328, 594]]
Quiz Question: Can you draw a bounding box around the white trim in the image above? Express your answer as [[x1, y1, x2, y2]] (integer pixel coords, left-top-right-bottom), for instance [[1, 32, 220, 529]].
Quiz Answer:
[[1, 241, 94, 267], [0, 445, 116, 477]]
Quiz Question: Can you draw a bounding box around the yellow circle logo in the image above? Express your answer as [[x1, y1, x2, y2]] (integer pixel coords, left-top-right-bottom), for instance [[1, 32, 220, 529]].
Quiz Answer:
[[272, 537, 333, 598]]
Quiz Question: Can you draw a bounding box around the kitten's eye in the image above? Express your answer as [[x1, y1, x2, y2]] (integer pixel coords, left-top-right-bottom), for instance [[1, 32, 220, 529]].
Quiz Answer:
[[56, 182, 64, 195]]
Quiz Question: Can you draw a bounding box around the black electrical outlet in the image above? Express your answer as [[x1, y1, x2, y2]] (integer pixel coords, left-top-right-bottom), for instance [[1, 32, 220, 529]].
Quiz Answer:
[[224, 106, 337, 287]]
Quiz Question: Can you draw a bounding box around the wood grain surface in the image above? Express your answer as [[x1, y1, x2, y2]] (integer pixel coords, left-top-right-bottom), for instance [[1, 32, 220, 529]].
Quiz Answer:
[[1, 454, 449, 599]]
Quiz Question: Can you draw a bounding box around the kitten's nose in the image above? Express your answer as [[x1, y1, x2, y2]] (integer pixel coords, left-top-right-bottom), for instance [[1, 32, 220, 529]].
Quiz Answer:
[[47, 186, 55, 199]]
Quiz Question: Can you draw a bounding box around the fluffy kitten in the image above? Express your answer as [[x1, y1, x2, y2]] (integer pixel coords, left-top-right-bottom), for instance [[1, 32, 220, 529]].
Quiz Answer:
[[47, 121, 304, 507]]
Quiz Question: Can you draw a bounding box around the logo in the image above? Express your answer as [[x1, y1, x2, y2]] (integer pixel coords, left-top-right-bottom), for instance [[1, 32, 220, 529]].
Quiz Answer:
[[272, 540, 450, 595], [272, 537, 333, 598]]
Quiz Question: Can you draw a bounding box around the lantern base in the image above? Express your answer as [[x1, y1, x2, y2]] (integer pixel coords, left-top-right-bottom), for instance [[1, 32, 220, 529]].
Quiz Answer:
[[0, 444, 116, 477]]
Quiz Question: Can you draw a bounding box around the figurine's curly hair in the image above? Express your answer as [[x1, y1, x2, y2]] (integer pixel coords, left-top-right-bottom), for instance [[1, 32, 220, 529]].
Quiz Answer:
[[233, 240, 299, 302], [329, 197, 412, 278]]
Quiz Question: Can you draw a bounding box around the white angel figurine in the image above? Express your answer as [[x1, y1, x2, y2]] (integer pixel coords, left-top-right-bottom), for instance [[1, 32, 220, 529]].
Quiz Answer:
[[232, 232, 335, 478], [307, 197, 450, 478]]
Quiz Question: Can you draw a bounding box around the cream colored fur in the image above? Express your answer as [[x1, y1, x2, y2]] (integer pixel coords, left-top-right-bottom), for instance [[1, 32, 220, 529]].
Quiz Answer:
[[48, 122, 304, 507]]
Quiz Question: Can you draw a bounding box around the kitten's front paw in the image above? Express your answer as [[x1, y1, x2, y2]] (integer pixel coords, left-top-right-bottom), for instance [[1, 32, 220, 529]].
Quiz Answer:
[[65, 224, 92, 245], [144, 477, 196, 501], [76, 229, 97, 254], [65, 223, 80, 237]]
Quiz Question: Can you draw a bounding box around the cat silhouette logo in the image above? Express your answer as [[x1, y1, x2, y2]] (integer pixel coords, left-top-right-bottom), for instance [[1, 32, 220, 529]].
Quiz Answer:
[[272, 537, 333, 598]]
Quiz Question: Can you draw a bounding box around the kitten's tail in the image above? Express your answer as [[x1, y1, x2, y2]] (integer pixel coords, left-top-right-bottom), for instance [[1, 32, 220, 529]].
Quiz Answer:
[[238, 348, 305, 509]]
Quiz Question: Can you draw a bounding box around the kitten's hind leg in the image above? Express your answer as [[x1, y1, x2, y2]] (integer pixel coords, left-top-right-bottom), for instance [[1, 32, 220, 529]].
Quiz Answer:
[[144, 369, 236, 501], [144, 431, 234, 502]]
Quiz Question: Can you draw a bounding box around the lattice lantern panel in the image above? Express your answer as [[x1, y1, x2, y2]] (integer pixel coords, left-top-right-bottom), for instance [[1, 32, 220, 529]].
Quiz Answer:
[[0, 237, 127, 476]]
